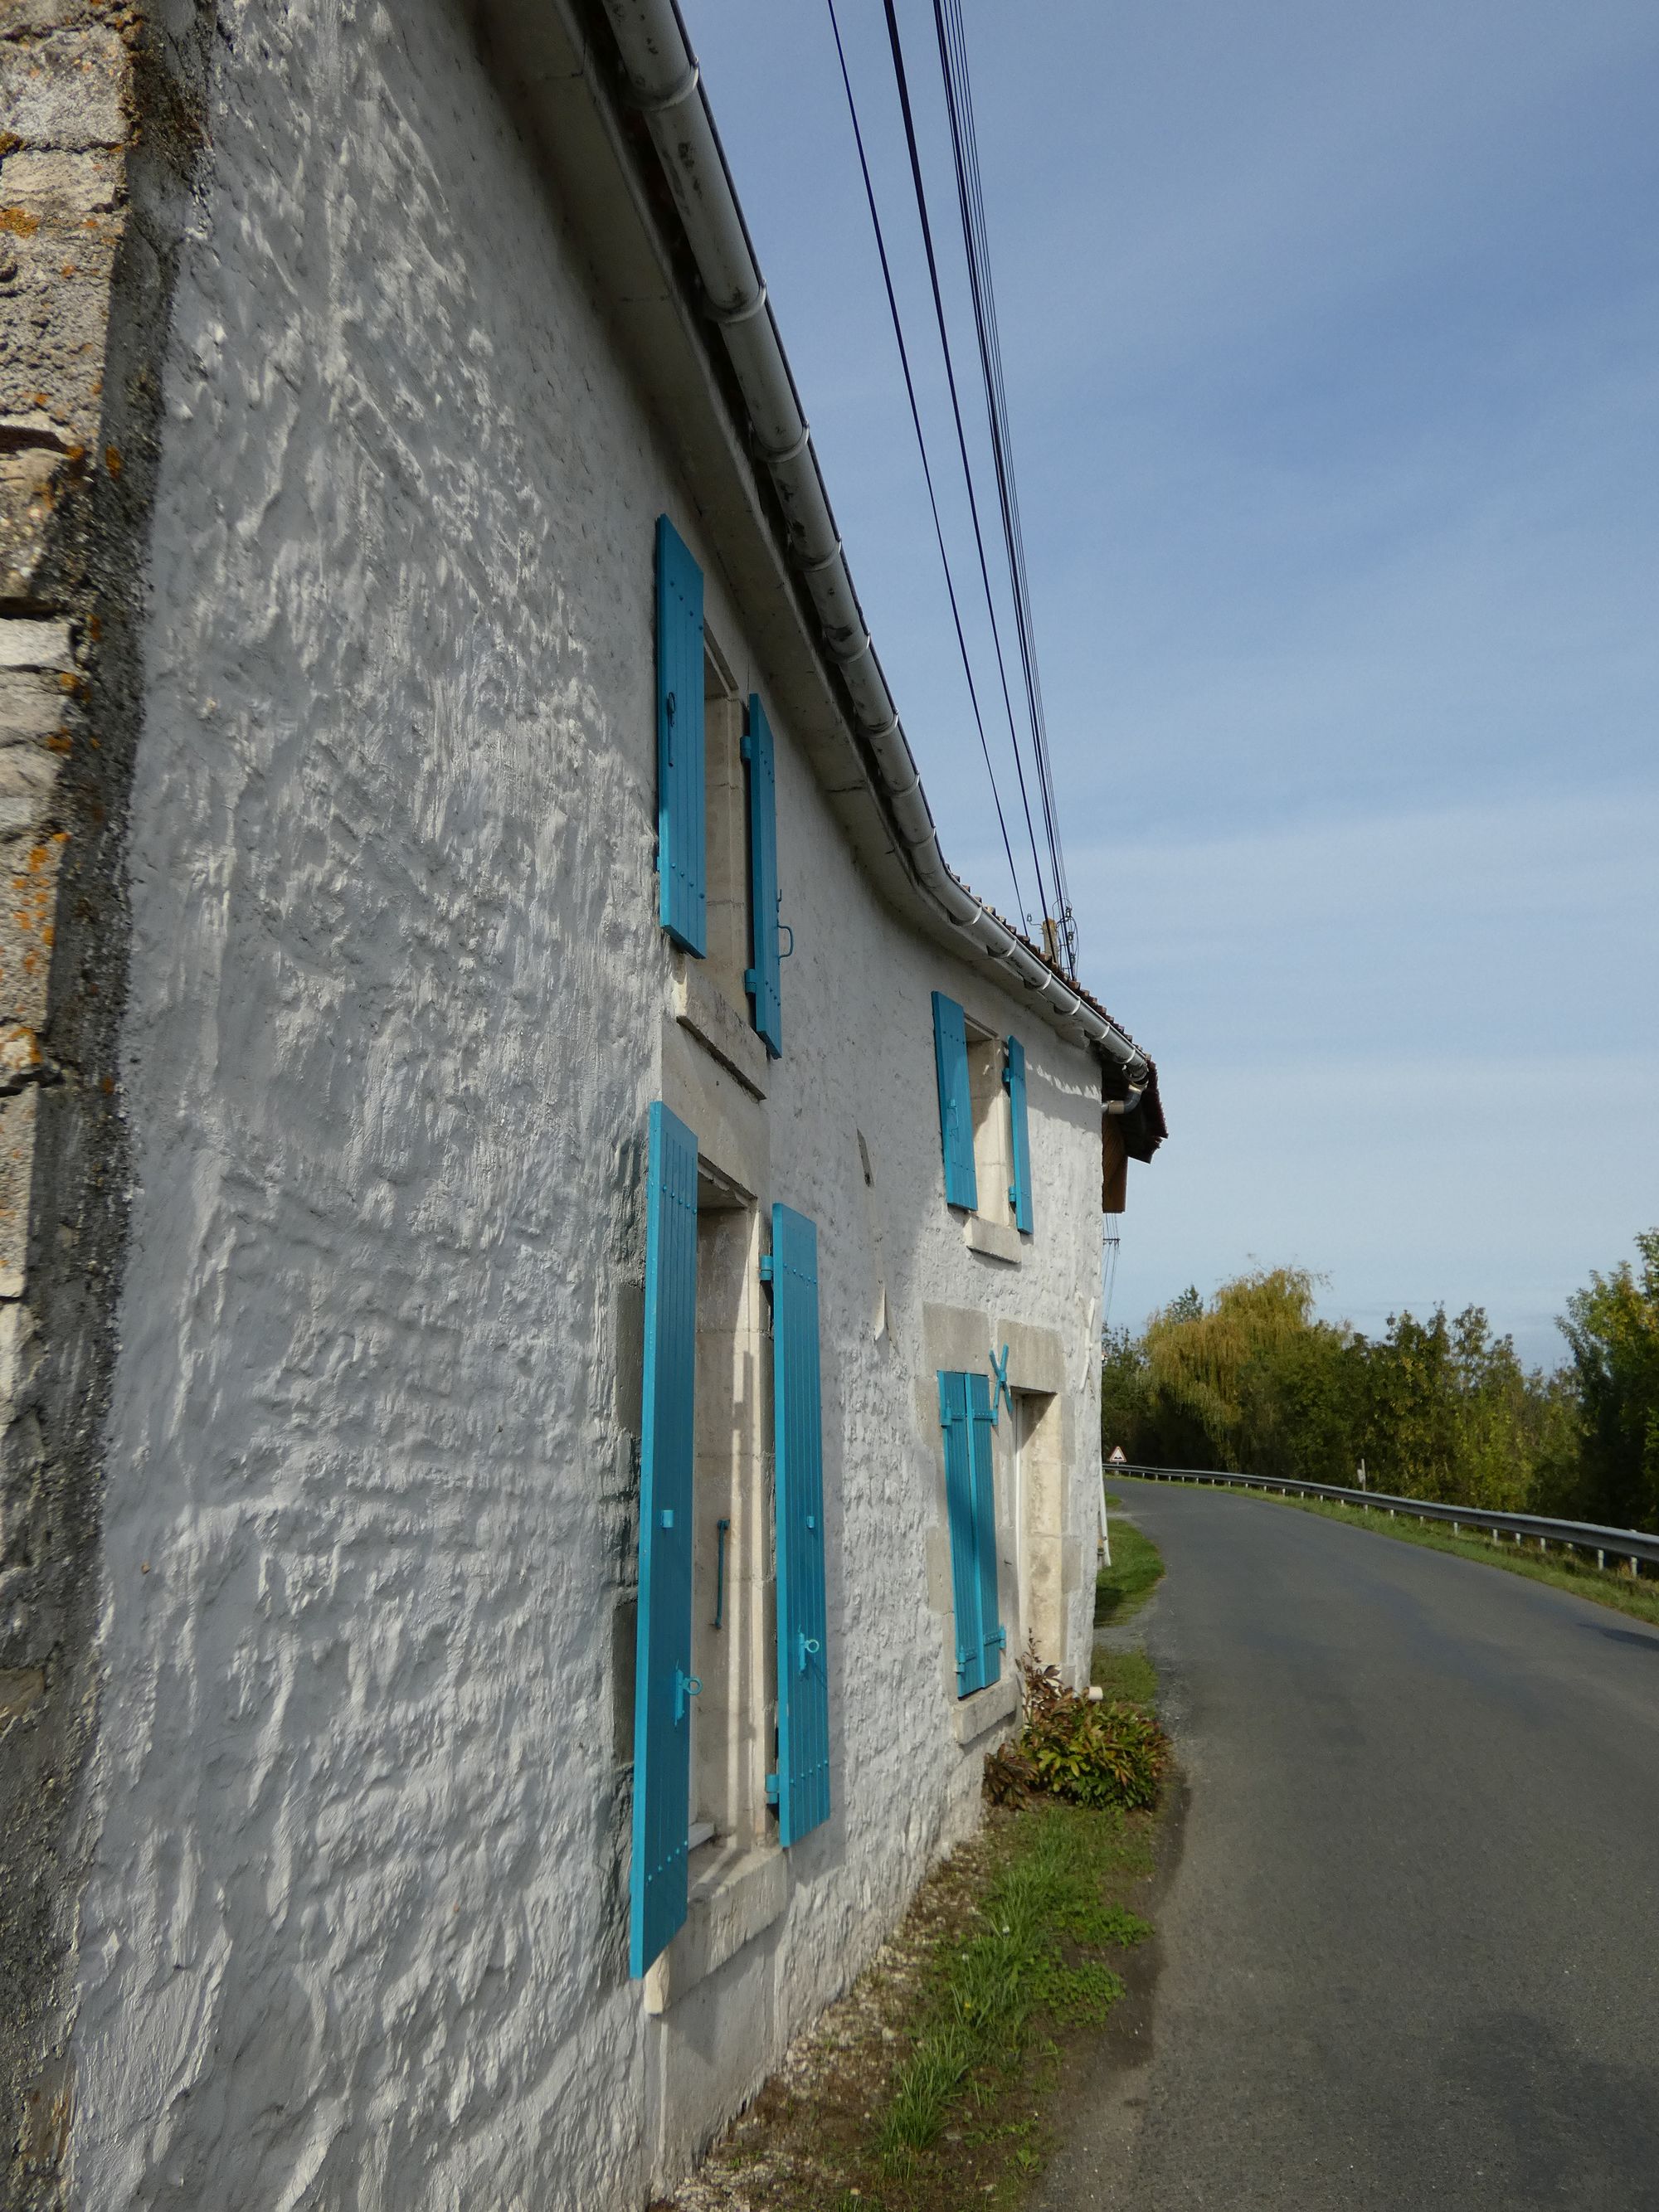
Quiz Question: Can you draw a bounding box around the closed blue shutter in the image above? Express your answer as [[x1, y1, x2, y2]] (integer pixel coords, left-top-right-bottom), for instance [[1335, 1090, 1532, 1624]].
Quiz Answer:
[[767, 1205, 830, 1841], [931, 993, 978, 1210], [967, 1371, 1005, 1686], [1005, 1034, 1034, 1234], [656, 516, 707, 955], [939, 1370, 985, 1695], [742, 695, 783, 1057], [630, 1101, 698, 1977]]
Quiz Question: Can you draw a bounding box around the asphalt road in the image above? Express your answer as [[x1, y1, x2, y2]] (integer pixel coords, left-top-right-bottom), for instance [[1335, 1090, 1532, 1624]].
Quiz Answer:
[[1038, 1480, 1659, 2210]]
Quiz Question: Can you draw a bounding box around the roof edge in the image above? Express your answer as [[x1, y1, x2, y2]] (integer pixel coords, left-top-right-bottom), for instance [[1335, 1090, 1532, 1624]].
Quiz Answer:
[[586, 0, 1155, 1087]]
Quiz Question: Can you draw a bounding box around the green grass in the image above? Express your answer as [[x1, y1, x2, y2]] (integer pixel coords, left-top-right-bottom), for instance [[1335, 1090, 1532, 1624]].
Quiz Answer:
[[1090, 1644, 1159, 1701], [877, 1803, 1151, 2173], [1120, 1475, 1659, 1631], [658, 1661, 1170, 2210], [1095, 1514, 1165, 1626]]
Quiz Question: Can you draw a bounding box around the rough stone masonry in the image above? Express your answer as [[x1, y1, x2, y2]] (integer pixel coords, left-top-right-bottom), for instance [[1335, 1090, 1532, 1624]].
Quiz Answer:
[[0, 7, 209, 2203]]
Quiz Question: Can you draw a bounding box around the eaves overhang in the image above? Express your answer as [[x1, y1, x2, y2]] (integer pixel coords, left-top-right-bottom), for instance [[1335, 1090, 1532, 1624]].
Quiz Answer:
[[473, 0, 1163, 1112]]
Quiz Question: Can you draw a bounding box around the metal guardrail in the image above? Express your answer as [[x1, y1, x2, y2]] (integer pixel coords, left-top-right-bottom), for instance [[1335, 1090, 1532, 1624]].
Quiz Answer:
[[1110, 1464, 1659, 1576]]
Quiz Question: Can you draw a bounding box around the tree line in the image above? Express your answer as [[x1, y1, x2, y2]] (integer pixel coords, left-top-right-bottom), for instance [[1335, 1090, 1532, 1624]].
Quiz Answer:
[[1101, 1228, 1659, 1532]]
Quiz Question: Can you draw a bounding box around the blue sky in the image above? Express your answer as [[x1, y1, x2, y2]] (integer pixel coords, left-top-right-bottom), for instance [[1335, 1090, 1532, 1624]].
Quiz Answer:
[[679, 0, 1659, 1364]]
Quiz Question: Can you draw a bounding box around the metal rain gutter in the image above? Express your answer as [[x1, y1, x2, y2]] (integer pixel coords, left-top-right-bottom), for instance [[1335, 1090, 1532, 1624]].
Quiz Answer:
[[595, 0, 1149, 1082]]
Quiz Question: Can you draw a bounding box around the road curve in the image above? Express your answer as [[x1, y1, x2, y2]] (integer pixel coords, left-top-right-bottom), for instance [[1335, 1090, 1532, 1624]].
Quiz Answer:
[[1038, 1479, 1659, 2210]]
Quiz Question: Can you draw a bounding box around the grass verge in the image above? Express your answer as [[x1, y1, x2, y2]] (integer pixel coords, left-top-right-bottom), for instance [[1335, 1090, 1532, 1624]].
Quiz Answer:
[[877, 1805, 1151, 2177], [1091, 1643, 1158, 1702], [655, 1793, 1158, 2211], [1095, 1512, 1165, 1626], [1126, 1476, 1659, 1631]]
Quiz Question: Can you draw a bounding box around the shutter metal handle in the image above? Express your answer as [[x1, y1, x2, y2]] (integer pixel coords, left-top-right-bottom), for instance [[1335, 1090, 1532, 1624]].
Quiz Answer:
[[712, 1518, 730, 1630], [797, 1634, 821, 1675], [674, 1667, 703, 1723], [777, 921, 794, 959]]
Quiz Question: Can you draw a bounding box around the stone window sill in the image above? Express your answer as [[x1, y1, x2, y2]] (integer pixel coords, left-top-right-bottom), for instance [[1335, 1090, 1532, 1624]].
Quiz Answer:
[[963, 1215, 1023, 1265], [643, 1840, 787, 2015], [951, 1669, 1021, 1745], [672, 955, 770, 1099]]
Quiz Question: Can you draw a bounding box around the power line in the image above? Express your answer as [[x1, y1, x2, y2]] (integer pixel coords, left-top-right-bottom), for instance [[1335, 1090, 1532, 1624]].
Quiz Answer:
[[932, 0, 1076, 969], [877, 0, 1056, 934], [824, 0, 1029, 928]]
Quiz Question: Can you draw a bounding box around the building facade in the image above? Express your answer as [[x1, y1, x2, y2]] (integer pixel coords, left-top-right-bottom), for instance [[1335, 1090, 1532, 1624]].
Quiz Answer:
[[0, 2, 1165, 2205]]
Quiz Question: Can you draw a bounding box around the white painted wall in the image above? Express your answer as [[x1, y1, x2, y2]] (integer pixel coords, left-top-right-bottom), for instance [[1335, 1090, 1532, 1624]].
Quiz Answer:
[[66, 3, 1107, 2205]]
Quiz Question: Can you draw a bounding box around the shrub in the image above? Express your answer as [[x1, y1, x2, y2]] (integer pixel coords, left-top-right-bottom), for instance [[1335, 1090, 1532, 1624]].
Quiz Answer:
[[985, 1654, 1170, 1812]]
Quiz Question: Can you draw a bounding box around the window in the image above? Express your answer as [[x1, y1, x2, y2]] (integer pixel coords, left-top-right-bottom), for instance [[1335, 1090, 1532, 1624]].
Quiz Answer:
[[966, 1024, 1013, 1229], [699, 634, 752, 1021], [937, 1369, 1005, 1696], [687, 1160, 766, 1861], [931, 994, 1034, 1234], [654, 518, 783, 1057], [1010, 1389, 1061, 1667], [630, 1106, 830, 1981]]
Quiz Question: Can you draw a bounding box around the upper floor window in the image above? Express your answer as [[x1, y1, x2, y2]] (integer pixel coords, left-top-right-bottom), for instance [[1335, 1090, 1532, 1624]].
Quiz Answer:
[[931, 992, 1034, 1233], [655, 514, 782, 1057]]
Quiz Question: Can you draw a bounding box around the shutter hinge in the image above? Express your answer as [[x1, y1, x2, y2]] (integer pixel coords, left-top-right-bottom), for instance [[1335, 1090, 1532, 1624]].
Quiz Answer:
[[741, 730, 753, 762], [759, 1253, 776, 1284], [765, 1772, 780, 1807]]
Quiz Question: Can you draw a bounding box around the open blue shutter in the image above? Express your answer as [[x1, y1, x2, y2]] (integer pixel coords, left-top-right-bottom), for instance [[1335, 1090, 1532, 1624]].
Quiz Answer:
[[939, 1371, 985, 1695], [656, 516, 706, 955], [630, 1101, 698, 1977], [742, 695, 783, 1057], [1005, 1035, 1033, 1234], [967, 1371, 1005, 1685], [769, 1205, 830, 1842], [931, 993, 978, 1210]]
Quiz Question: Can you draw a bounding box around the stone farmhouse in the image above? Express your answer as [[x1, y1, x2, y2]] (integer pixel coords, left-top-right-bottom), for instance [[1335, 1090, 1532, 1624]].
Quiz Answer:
[[0, 1, 1165, 2205]]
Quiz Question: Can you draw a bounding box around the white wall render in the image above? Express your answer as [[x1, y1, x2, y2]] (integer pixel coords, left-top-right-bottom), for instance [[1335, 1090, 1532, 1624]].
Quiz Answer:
[[51, 2, 1120, 2207]]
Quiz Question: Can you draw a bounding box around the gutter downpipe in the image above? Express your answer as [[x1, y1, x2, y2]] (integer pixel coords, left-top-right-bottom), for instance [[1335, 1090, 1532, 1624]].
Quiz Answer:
[[596, 0, 1150, 1086]]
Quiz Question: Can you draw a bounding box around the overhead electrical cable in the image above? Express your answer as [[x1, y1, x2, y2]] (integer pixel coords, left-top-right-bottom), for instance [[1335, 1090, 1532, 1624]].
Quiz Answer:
[[876, 0, 1056, 936], [943, 0, 1072, 958], [824, 0, 1029, 929], [932, 0, 1076, 971]]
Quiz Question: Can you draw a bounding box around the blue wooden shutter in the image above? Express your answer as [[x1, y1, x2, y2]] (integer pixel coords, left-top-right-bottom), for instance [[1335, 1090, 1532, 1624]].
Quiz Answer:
[[768, 1205, 830, 1842], [742, 695, 783, 1058], [931, 993, 978, 1210], [938, 1370, 985, 1695], [967, 1371, 1005, 1686], [655, 516, 706, 955], [1005, 1034, 1034, 1234], [630, 1101, 698, 1977]]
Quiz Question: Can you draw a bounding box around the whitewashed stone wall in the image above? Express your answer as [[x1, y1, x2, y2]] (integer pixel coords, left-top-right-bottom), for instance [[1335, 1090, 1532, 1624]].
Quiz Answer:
[[58, 2, 1110, 2206]]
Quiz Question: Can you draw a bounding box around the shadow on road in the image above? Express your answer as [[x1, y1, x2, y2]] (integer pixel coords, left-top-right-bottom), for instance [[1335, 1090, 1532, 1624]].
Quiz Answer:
[[1583, 1623, 1659, 1654]]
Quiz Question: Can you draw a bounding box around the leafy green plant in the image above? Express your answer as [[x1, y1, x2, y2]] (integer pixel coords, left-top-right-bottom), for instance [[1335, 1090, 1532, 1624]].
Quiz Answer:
[[986, 1653, 1170, 1813]]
